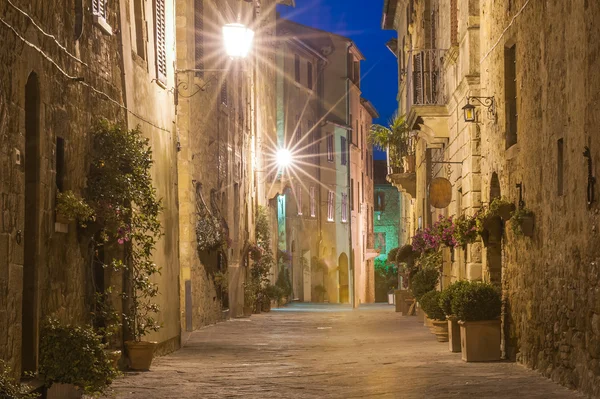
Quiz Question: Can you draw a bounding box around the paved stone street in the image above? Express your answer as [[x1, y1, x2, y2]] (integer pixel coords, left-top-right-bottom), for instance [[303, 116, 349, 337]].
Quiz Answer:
[[103, 304, 585, 399]]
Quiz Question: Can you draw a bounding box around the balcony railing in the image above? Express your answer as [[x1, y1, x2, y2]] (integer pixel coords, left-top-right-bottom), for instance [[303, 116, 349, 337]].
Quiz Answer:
[[406, 49, 447, 108]]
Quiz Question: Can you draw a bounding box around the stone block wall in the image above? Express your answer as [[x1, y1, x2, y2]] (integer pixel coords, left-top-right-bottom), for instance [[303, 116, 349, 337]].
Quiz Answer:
[[479, 1, 600, 396], [0, 0, 126, 374]]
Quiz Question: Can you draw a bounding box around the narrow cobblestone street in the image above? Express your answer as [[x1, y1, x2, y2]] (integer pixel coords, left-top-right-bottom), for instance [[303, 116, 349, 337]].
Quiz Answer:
[[103, 304, 584, 398]]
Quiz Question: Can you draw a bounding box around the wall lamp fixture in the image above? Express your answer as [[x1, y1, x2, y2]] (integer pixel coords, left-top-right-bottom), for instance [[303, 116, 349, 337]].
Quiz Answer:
[[462, 96, 496, 122]]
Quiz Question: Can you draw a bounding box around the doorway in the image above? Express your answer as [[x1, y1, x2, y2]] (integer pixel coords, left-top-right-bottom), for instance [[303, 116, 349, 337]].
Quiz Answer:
[[22, 72, 40, 374], [338, 253, 349, 304]]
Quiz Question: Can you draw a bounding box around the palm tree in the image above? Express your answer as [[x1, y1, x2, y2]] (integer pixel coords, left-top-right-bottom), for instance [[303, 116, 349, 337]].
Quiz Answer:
[[369, 113, 413, 173]]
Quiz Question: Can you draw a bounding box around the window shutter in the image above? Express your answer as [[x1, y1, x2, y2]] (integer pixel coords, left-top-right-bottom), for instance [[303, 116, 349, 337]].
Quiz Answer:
[[294, 54, 300, 83], [307, 61, 313, 89], [297, 184, 303, 215], [194, 0, 204, 77], [341, 136, 347, 165], [450, 0, 458, 46], [155, 0, 167, 85], [413, 52, 423, 104], [221, 80, 228, 105], [310, 186, 316, 217], [92, 0, 106, 18]]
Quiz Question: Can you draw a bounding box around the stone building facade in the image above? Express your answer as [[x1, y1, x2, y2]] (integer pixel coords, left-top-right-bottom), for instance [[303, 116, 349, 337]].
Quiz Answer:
[[0, 0, 180, 376], [383, 0, 600, 396]]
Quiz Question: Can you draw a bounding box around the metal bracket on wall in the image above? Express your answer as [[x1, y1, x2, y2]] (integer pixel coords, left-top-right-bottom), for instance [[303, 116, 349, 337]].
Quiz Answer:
[[584, 146, 595, 207], [516, 183, 525, 209]]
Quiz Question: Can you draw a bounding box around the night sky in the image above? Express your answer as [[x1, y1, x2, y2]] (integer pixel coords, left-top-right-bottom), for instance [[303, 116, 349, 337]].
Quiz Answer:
[[277, 0, 397, 160]]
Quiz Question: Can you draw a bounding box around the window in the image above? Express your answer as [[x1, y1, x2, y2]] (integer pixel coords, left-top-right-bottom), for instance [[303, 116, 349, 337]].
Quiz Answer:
[[297, 184, 303, 215], [310, 186, 316, 217], [295, 116, 302, 145], [375, 191, 385, 211], [558, 139, 564, 196], [295, 54, 300, 83], [327, 191, 335, 221], [341, 193, 348, 222], [133, 0, 146, 59], [194, 0, 204, 77], [221, 79, 228, 105], [340, 136, 347, 165], [92, 0, 112, 34], [361, 173, 364, 203], [327, 134, 334, 162], [450, 0, 458, 45], [375, 232, 386, 255], [56, 137, 65, 192], [307, 61, 313, 90], [350, 178, 354, 211], [505, 44, 517, 148], [154, 0, 167, 85]]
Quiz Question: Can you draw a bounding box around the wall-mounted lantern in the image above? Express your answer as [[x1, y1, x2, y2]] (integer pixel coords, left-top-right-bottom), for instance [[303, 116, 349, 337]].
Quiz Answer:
[[222, 23, 255, 58], [462, 96, 496, 123]]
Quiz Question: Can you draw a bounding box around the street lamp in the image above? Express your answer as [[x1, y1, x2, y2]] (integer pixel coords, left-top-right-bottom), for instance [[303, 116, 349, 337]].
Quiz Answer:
[[462, 102, 476, 123], [222, 23, 255, 58], [276, 148, 293, 168]]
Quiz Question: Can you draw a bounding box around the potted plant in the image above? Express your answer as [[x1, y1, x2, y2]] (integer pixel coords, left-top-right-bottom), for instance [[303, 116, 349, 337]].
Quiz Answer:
[[451, 281, 502, 362], [510, 207, 535, 237], [55, 190, 95, 226], [488, 197, 516, 220], [86, 122, 164, 371], [439, 280, 470, 352], [0, 360, 39, 399], [409, 268, 439, 322], [39, 319, 118, 398], [369, 114, 413, 174], [419, 290, 449, 342], [453, 214, 480, 247], [243, 282, 256, 316]]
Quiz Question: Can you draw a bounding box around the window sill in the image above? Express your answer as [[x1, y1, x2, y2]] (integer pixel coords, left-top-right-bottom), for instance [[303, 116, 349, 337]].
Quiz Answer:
[[505, 142, 520, 160], [93, 15, 113, 36]]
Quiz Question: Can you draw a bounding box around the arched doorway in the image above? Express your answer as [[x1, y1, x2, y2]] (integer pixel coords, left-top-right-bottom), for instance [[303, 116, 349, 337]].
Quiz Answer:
[[338, 253, 349, 304], [487, 173, 502, 285], [22, 72, 40, 374]]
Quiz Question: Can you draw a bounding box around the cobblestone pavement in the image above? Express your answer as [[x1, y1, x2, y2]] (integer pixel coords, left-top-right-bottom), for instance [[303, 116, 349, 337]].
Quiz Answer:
[[103, 303, 585, 399]]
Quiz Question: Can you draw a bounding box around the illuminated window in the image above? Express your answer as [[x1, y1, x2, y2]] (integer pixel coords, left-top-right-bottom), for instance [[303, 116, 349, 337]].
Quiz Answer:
[[310, 186, 316, 217], [297, 184, 303, 215], [327, 191, 334, 221], [327, 134, 334, 162], [341, 193, 348, 223]]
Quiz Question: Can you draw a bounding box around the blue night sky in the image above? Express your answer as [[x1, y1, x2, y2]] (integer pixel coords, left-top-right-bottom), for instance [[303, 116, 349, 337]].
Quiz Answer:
[[277, 0, 397, 160]]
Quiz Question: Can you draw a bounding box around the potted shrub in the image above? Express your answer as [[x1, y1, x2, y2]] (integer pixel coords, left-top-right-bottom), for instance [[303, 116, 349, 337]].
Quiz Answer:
[[510, 207, 534, 237], [39, 319, 118, 398], [410, 268, 439, 323], [55, 190, 95, 227], [0, 360, 39, 399], [451, 281, 502, 362], [419, 290, 449, 342], [439, 280, 470, 352]]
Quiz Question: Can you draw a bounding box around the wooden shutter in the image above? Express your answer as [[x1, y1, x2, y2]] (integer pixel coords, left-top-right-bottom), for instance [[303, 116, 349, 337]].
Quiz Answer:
[[450, 0, 458, 46], [413, 52, 423, 104], [155, 0, 167, 85], [194, 0, 204, 76], [92, 0, 106, 18], [221, 79, 228, 105], [307, 61, 313, 89], [295, 54, 300, 83]]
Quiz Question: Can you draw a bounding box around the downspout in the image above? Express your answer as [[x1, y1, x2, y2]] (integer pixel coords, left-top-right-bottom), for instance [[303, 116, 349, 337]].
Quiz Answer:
[[346, 42, 356, 308]]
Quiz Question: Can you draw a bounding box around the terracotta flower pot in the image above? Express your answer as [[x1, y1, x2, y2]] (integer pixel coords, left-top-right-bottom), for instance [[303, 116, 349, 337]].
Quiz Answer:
[[519, 215, 534, 237], [125, 341, 157, 371], [105, 349, 122, 369], [497, 203, 516, 220], [432, 320, 449, 342]]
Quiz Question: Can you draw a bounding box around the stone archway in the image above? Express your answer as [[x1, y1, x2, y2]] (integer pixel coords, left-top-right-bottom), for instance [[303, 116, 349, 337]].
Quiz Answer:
[[338, 253, 349, 304], [22, 72, 41, 374]]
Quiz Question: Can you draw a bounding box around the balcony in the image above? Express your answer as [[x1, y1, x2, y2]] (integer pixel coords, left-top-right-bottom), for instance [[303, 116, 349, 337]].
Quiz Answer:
[[386, 148, 416, 198], [404, 49, 450, 146]]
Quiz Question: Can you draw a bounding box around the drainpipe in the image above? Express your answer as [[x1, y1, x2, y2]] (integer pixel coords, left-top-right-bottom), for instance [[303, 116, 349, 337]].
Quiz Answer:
[[346, 42, 355, 309]]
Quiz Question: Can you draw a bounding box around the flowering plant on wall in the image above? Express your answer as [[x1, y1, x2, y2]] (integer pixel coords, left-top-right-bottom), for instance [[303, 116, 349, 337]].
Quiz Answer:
[[453, 213, 480, 246], [431, 215, 457, 247], [411, 228, 441, 253]]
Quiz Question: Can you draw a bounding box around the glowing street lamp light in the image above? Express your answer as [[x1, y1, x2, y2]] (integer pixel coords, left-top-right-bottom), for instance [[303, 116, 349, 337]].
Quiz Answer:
[[222, 23, 255, 58], [276, 148, 293, 168]]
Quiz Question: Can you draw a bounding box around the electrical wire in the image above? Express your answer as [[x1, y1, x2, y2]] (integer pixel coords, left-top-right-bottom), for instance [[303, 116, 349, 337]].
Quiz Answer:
[[480, 0, 531, 64], [0, 15, 171, 133], [7, 0, 88, 67]]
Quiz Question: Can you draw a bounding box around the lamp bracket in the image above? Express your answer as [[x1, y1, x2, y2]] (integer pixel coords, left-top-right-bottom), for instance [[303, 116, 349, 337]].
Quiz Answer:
[[467, 96, 496, 118]]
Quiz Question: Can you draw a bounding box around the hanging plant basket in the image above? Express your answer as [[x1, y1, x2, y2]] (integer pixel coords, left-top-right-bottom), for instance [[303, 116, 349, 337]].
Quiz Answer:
[[496, 203, 516, 220], [510, 208, 535, 238], [195, 183, 227, 252]]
